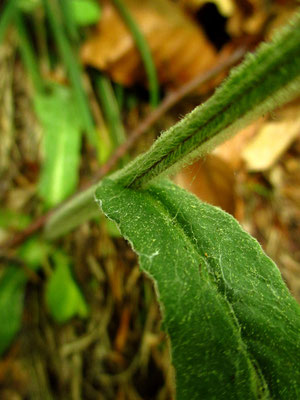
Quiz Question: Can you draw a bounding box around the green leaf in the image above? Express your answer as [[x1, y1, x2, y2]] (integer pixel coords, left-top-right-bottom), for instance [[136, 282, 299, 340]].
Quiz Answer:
[[35, 84, 82, 208], [96, 178, 300, 399], [105, 218, 121, 238], [18, 237, 50, 271], [0, 267, 27, 356], [45, 251, 88, 323], [18, 0, 41, 13], [0, 208, 31, 230], [71, 0, 101, 26]]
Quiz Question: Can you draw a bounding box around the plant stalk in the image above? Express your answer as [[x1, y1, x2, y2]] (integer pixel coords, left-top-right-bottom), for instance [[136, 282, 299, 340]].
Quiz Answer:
[[113, 12, 300, 189]]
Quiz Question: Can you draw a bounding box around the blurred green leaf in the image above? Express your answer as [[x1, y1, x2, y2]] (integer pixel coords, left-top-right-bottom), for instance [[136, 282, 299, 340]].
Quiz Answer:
[[105, 219, 121, 238], [18, 238, 50, 271], [72, 0, 101, 26], [0, 267, 27, 356], [0, 209, 31, 230], [18, 0, 41, 13], [45, 251, 88, 323], [95, 73, 126, 148], [97, 126, 113, 165], [43, 0, 98, 146], [35, 84, 82, 208]]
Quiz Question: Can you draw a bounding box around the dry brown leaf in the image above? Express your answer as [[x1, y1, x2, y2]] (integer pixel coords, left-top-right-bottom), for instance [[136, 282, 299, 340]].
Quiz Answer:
[[227, 0, 268, 36], [175, 154, 236, 214], [213, 118, 262, 170], [227, 0, 299, 37], [242, 101, 300, 171], [179, 0, 235, 17], [81, 0, 217, 89]]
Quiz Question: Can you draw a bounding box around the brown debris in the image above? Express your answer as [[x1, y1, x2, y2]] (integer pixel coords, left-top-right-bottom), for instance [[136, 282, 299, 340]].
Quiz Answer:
[[81, 0, 217, 89]]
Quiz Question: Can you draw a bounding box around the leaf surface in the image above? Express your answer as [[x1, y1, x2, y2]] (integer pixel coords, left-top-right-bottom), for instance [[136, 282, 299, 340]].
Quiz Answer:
[[0, 267, 27, 356], [35, 84, 82, 208], [45, 251, 89, 323], [96, 178, 300, 399], [72, 0, 101, 26]]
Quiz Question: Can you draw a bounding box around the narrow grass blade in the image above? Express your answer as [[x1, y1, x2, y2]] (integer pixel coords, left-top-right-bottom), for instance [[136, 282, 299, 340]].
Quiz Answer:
[[95, 72, 126, 148], [15, 12, 44, 92], [112, 0, 160, 108], [0, 0, 18, 44], [58, 0, 79, 42], [42, 0, 97, 146]]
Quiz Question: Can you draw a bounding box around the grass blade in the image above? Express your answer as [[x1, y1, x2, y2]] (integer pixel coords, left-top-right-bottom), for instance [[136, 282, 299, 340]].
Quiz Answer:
[[95, 72, 126, 148], [15, 12, 44, 92], [112, 0, 160, 108], [42, 0, 97, 146], [0, 0, 18, 43]]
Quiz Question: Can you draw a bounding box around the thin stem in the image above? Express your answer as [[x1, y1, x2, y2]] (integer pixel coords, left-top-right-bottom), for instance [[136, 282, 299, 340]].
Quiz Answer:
[[0, 46, 248, 245], [95, 72, 126, 148], [0, 0, 18, 44], [112, 0, 159, 108], [58, 0, 79, 43], [42, 0, 97, 146], [15, 12, 44, 93], [44, 185, 99, 240]]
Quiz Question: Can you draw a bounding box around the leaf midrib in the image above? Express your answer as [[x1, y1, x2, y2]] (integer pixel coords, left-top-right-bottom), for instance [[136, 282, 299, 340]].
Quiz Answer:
[[144, 185, 269, 396]]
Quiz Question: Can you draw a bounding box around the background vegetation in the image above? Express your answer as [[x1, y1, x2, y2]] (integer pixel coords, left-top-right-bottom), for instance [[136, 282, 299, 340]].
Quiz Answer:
[[0, 1, 299, 399]]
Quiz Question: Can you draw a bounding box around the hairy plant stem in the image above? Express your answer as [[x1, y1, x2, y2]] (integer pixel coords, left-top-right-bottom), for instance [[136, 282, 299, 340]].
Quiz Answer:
[[0, 46, 246, 247], [44, 185, 99, 240], [113, 12, 300, 189]]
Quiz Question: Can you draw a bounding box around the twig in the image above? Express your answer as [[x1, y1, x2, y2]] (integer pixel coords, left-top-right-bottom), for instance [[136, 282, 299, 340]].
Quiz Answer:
[[0, 46, 247, 250]]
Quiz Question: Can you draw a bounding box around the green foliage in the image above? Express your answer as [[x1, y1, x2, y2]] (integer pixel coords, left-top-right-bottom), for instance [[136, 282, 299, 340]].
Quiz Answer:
[[17, 237, 50, 271], [18, 0, 41, 13], [45, 251, 89, 323], [0, 267, 27, 356], [0, 209, 31, 230], [114, 13, 300, 188], [35, 84, 82, 208], [42, 0, 98, 146], [95, 12, 300, 399], [96, 178, 300, 399], [105, 219, 121, 238], [71, 0, 101, 26], [0, 0, 18, 43], [95, 73, 126, 149]]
